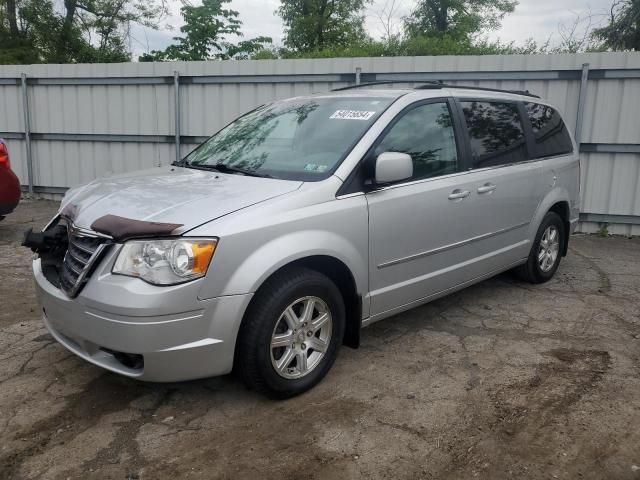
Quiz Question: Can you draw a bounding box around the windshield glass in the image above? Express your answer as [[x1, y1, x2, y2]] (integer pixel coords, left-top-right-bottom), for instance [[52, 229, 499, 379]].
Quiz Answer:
[[180, 96, 394, 181]]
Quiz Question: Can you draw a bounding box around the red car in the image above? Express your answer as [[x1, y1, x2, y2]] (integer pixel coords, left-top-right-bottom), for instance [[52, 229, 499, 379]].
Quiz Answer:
[[0, 139, 21, 220]]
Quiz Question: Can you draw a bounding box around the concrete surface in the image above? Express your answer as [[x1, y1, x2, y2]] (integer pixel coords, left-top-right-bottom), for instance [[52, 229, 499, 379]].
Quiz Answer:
[[1, 199, 639, 480]]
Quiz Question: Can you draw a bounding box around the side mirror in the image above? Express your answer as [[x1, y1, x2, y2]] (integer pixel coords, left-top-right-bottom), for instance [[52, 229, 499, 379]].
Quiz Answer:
[[374, 152, 413, 184]]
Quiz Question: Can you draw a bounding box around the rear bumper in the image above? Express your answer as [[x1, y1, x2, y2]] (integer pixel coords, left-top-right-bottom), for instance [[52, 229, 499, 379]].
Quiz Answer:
[[33, 258, 253, 382]]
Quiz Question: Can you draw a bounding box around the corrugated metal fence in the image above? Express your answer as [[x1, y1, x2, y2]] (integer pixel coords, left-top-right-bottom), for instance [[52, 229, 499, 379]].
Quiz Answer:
[[1, 53, 639, 234]]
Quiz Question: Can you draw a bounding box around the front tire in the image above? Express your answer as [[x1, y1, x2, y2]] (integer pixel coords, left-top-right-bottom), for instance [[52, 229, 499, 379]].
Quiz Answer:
[[516, 211, 565, 284], [236, 267, 345, 398]]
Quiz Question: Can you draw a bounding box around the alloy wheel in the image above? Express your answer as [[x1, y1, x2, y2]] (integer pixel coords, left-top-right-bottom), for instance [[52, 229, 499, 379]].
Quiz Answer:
[[270, 296, 333, 379], [538, 225, 560, 272]]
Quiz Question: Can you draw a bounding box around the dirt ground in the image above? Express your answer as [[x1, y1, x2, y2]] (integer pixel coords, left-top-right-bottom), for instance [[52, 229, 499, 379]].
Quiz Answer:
[[1, 199, 639, 480]]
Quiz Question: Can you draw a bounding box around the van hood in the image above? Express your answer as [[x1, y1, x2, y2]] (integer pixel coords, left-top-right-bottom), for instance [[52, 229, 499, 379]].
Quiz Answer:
[[60, 166, 302, 233]]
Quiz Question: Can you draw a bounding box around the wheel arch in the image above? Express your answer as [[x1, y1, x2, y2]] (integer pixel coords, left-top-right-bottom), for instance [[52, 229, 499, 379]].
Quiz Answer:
[[548, 200, 571, 256], [234, 254, 363, 366], [531, 188, 572, 257]]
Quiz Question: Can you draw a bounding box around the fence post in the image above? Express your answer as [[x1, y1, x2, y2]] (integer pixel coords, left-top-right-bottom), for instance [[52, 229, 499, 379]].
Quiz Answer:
[[20, 73, 34, 194], [355, 67, 361, 85], [574, 63, 590, 146], [173, 71, 181, 164]]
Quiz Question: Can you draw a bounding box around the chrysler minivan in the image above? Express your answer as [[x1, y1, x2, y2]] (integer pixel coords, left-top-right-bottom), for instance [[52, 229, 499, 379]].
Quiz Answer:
[[26, 84, 580, 397]]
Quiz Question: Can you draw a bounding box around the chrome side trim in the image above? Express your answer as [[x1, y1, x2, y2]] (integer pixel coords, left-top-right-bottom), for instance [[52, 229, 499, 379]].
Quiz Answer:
[[335, 192, 365, 200], [362, 257, 526, 327], [161, 338, 222, 352], [84, 310, 205, 325], [377, 221, 530, 269]]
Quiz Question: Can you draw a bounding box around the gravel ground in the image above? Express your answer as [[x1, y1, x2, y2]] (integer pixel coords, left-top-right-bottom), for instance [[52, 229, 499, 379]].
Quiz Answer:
[[1, 199, 640, 480]]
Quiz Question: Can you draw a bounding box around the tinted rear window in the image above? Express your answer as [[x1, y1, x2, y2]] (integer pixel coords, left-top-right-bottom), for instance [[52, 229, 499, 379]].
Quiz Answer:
[[525, 103, 574, 158], [461, 101, 528, 168]]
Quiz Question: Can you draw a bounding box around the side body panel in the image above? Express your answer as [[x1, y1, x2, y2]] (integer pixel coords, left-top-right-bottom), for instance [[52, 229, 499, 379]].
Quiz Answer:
[[189, 176, 371, 314], [366, 95, 545, 317], [366, 161, 543, 316], [530, 152, 581, 238]]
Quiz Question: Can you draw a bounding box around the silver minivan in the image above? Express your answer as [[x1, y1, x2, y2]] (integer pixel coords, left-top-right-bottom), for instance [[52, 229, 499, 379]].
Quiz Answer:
[[26, 84, 580, 397]]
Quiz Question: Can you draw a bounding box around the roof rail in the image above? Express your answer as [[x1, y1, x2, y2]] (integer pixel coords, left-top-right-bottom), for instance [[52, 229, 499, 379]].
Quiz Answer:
[[331, 81, 432, 91], [415, 83, 540, 98], [332, 80, 540, 98]]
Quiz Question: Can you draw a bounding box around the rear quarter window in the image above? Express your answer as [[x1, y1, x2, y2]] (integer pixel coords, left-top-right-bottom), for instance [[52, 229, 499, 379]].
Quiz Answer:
[[460, 101, 528, 168], [524, 103, 574, 158]]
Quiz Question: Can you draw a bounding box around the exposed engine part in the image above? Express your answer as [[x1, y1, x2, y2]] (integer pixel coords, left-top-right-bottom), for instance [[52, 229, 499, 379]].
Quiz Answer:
[[22, 223, 69, 289], [22, 224, 68, 253]]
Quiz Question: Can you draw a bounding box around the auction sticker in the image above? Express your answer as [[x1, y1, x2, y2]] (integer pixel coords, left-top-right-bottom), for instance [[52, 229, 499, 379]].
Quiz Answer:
[[330, 110, 376, 120], [304, 163, 328, 172]]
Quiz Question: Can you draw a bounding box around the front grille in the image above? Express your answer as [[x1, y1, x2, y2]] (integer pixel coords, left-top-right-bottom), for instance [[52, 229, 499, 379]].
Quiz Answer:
[[60, 229, 109, 297]]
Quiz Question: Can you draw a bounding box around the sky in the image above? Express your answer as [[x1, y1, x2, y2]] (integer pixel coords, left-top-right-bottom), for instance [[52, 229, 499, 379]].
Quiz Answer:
[[129, 0, 614, 57]]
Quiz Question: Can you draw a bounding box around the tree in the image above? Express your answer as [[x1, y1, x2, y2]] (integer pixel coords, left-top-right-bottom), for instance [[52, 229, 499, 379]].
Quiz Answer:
[[52, 0, 169, 62], [277, 0, 369, 52], [592, 0, 640, 51], [0, 0, 168, 64], [554, 9, 604, 53], [142, 0, 271, 61], [373, 0, 402, 43], [404, 0, 517, 41]]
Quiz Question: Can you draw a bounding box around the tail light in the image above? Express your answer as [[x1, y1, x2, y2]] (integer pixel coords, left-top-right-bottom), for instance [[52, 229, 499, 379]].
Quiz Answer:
[[0, 141, 9, 169]]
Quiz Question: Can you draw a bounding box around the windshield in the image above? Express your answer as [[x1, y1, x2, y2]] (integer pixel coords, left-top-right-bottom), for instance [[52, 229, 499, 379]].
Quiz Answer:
[[180, 96, 394, 181]]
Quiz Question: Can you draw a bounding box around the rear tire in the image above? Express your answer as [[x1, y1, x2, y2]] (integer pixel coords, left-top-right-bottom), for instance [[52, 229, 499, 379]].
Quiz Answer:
[[236, 267, 345, 398], [516, 211, 565, 284]]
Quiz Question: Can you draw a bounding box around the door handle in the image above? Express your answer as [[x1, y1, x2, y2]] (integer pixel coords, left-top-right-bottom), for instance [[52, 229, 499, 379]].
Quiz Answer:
[[477, 183, 497, 194], [448, 189, 470, 200]]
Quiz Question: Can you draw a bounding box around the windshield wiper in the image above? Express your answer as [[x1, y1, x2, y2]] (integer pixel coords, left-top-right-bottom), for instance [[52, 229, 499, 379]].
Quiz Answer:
[[213, 163, 272, 178], [176, 161, 272, 178]]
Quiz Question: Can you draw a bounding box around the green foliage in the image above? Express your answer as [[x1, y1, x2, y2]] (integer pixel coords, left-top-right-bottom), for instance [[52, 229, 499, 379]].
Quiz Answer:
[[405, 0, 518, 42], [1, 0, 615, 64], [277, 0, 369, 52], [597, 223, 610, 237], [142, 0, 271, 61], [249, 34, 559, 60], [0, 0, 168, 63], [264, 0, 565, 59], [592, 0, 640, 51]]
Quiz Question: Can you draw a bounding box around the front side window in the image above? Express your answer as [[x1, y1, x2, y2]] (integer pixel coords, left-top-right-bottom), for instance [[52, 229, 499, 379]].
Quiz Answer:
[[461, 101, 527, 168], [525, 103, 574, 158], [374, 102, 459, 181], [181, 96, 394, 181]]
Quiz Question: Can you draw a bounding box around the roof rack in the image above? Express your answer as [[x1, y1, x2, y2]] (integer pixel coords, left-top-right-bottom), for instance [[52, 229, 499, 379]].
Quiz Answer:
[[331, 81, 430, 91], [332, 80, 539, 98], [414, 83, 540, 98]]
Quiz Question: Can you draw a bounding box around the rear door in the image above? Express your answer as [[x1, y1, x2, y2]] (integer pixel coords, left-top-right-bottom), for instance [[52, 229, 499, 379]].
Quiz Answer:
[[453, 99, 545, 272]]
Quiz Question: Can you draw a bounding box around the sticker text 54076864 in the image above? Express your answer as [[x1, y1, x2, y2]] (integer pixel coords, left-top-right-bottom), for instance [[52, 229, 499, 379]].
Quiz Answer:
[[330, 110, 376, 120]]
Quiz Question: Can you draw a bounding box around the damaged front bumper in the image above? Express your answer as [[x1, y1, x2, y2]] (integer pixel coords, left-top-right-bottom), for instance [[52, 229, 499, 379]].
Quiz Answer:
[[33, 256, 253, 382]]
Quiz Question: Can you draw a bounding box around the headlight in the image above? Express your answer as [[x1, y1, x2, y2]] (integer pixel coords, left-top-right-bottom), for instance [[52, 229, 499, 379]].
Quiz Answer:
[[113, 238, 217, 285]]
